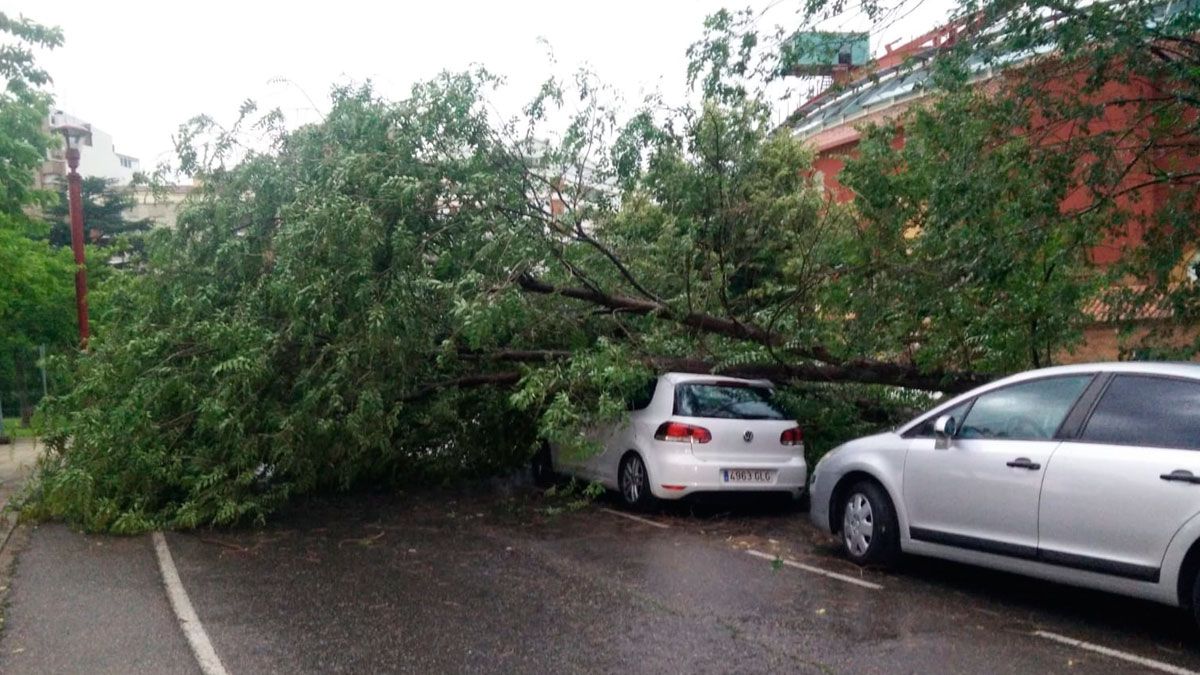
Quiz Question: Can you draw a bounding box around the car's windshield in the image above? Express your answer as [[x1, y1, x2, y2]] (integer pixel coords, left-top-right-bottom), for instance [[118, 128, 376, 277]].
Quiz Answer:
[[673, 383, 787, 420]]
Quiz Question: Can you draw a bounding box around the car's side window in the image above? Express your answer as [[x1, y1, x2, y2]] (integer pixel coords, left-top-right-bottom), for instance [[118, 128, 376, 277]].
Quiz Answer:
[[626, 379, 659, 412], [1080, 375, 1200, 450], [958, 375, 1092, 441], [905, 401, 972, 438]]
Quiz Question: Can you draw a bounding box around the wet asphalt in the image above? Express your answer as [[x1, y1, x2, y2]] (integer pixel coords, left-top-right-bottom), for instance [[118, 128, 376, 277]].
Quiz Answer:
[[0, 525, 199, 674], [3, 485, 1200, 674]]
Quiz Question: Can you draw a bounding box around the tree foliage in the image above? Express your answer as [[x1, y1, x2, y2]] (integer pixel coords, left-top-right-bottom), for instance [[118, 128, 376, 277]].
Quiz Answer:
[[46, 176, 153, 251], [952, 0, 1200, 357], [0, 14, 75, 407], [689, 0, 1199, 358], [838, 88, 1103, 372]]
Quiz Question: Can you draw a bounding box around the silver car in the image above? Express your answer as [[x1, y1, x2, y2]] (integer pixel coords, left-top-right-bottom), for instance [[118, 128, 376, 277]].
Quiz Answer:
[[809, 362, 1200, 625]]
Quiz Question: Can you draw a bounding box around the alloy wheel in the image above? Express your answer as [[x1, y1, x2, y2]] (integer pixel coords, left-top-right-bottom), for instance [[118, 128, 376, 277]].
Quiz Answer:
[[621, 456, 644, 504], [843, 492, 875, 558]]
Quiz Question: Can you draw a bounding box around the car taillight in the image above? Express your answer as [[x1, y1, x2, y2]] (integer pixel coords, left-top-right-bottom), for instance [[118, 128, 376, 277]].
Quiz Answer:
[[654, 422, 712, 443], [780, 427, 804, 446]]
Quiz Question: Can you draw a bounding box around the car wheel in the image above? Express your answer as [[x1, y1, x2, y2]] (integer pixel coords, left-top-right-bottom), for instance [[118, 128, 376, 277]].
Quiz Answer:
[[531, 442, 555, 488], [840, 480, 899, 568], [619, 453, 656, 511]]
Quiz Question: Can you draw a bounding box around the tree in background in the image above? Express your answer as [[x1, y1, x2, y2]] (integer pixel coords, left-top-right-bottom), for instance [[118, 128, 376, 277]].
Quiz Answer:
[[46, 175, 153, 253], [837, 87, 1103, 373], [889, 0, 1200, 360], [687, 0, 1199, 361], [972, 0, 1200, 358], [0, 13, 75, 425]]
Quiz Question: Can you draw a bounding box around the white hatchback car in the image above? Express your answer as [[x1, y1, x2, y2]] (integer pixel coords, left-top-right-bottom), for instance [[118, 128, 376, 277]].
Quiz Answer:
[[810, 362, 1200, 625], [535, 373, 808, 509]]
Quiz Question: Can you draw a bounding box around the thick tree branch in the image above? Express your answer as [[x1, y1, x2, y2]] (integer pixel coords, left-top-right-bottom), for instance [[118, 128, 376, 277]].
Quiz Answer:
[[448, 350, 988, 394], [649, 358, 991, 394], [403, 372, 522, 402], [458, 349, 572, 362], [513, 274, 989, 392], [518, 273, 851, 364], [516, 272, 782, 349], [485, 139, 664, 305]]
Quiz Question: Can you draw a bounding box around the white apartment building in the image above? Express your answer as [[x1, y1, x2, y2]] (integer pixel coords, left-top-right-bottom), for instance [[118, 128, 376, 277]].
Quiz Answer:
[[40, 110, 141, 187], [36, 110, 192, 229]]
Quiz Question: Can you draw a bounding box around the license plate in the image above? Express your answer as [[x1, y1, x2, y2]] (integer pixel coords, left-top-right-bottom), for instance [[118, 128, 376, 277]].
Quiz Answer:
[[722, 469, 775, 483]]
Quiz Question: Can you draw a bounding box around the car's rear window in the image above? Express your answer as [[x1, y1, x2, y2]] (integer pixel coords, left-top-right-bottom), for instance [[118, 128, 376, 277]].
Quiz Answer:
[[673, 383, 787, 420]]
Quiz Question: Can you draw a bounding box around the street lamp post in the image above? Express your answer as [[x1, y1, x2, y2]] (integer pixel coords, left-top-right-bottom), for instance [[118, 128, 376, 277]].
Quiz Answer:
[[51, 123, 91, 349]]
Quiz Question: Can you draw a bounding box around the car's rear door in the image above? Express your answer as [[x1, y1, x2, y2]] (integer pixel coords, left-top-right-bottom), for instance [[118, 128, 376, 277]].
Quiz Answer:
[[586, 378, 662, 486], [1037, 374, 1200, 581], [903, 374, 1094, 557]]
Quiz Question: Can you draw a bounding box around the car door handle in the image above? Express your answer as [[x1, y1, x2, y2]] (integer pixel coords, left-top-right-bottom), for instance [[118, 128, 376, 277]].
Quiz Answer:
[[1160, 470, 1200, 484], [1006, 457, 1041, 470]]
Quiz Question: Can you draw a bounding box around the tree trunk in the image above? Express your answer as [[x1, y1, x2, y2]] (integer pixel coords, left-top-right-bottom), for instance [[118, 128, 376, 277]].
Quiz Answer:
[[15, 358, 31, 427]]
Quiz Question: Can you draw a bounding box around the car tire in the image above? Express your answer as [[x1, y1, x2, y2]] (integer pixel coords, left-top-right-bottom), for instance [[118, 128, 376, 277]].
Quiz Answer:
[[839, 480, 900, 568], [1190, 569, 1200, 630], [619, 453, 657, 511], [531, 442, 555, 488]]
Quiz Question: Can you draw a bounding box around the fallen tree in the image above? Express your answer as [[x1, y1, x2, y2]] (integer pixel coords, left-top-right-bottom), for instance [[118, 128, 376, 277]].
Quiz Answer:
[[28, 0, 1196, 532]]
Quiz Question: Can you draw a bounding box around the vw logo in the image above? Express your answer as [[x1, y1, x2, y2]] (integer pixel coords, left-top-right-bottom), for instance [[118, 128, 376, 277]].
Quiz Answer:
[[743, 430, 754, 443]]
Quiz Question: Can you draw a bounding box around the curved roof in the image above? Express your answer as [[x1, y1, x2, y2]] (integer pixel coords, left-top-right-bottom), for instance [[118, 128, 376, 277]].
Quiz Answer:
[[789, 0, 1189, 140], [789, 48, 1012, 140]]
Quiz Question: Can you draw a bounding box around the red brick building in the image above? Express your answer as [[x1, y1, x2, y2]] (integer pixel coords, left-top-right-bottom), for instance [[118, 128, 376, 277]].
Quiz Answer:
[[786, 16, 1200, 361]]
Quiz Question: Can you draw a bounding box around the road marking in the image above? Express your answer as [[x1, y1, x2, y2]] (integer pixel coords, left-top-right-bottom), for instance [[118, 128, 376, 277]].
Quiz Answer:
[[1033, 631, 1199, 675], [152, 532, 230, 675], [746, 549, 884, 590], [599, 508, 671, 529]]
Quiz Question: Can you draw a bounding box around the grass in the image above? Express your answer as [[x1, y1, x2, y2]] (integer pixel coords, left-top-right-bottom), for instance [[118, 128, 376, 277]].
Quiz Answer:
[[1, 410, 42, 439], [5, 424, 37, 439]]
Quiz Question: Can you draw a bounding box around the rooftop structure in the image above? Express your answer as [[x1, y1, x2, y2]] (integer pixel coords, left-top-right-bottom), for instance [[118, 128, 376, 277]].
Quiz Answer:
[[38, 110, 141, 189]]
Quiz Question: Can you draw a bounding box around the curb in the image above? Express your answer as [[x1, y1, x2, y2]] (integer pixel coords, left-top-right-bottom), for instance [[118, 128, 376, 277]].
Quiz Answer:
[[0, 437, 37, 556], [0, 511, 18, 556]]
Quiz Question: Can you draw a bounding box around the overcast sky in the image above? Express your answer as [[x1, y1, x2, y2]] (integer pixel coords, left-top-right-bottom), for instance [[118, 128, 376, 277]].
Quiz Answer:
[[12, 0, 954, 170]]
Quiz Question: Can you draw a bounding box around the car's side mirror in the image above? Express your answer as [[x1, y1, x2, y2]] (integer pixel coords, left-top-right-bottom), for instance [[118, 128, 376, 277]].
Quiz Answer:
[[934, 415, 957, 450]]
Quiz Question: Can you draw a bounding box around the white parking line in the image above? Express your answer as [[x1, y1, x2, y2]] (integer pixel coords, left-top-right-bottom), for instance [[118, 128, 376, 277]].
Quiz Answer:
[[746, 549, 884, 590], [152, 532, 230, 675], [599, 508, 671, 529], [1032, 631, 1199, 675]]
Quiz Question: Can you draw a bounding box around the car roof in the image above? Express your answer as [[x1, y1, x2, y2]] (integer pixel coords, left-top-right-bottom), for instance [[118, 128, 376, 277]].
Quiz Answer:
[[991, 361, 1200, 385], [660, 372, 775, 388], [665, 363, 1200, 391], [896, 361, 1200, 435]]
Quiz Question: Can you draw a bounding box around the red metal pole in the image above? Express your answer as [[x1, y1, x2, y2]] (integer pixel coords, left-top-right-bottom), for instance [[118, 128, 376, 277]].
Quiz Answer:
[[65, 147, 90, 349]]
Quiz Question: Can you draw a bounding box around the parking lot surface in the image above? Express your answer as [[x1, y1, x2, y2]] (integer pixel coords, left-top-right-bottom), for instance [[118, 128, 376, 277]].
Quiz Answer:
[[3, 488, 1200, 673]]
